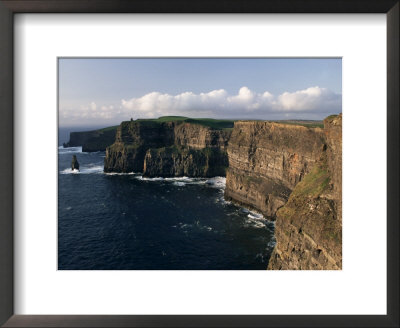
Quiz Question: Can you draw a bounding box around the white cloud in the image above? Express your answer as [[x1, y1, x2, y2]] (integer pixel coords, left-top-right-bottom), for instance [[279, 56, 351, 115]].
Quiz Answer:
[[227, 87, 258, 110], [59, 86, 341, 126], [101, 105, 114, 111], [121, 86, 341, 115], [277, 86, 340, 112], [121, 89, 229, 114], [90, 101, 97, 111]]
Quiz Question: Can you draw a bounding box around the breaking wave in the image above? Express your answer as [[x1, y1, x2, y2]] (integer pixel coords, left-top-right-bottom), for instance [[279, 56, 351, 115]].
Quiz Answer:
[[136, 176, 165, 181], [243, 210, 273, 229], [58, 146, 83, 154], [133, 176, 226, 189], [205, 177, 226, 189], [60, 165, 103, 175], [104, 172, 137, 176]]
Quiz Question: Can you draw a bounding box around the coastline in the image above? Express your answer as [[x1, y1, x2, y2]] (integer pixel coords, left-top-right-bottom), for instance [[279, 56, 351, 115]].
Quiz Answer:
[[60, 114, 341, 270]]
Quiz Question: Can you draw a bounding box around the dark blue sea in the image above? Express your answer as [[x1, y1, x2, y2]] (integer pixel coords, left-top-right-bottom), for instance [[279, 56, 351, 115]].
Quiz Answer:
[[58, 147, 275, 270]]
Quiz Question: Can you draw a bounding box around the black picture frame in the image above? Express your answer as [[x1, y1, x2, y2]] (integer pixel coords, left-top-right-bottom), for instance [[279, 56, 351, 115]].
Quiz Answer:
[[0, 1, 398, 327]]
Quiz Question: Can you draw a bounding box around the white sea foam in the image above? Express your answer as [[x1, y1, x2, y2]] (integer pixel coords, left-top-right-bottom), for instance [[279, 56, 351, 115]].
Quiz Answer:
[[244, 210, 269, 229], [200, 225, 213, 232], [105, 172, 137, 176], [205, 177, 226, 189], [215, 194, 231, 206], [164, 177, 204, 184], [247, 212, 264, 220], [81, 165, 104, 174], [60, 165, 103, 175], [175, 221, 215, 234], [58, 146, 83, 154], [164, 176, 192, 181], [60, 168, 79, 174], [133, 176, 226, 189], [135, 176, 165, 181], [194, 220, 214, 232]]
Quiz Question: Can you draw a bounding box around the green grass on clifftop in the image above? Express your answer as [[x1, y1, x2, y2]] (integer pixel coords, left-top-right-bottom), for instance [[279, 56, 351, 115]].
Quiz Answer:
[[127, 116, 328, 129], [271, 120, 324, 129], [136, 116, 235, 130]]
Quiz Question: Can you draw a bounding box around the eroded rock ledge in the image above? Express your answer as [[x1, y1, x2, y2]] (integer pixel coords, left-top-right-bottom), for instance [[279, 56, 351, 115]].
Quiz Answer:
[[103, 120, 231, 176]]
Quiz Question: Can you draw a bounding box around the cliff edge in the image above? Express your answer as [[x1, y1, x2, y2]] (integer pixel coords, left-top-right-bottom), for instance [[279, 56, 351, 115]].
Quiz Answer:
[[267, 114, 342, 269], [224, 121, 325, 218], [103, 118, 232, 176]]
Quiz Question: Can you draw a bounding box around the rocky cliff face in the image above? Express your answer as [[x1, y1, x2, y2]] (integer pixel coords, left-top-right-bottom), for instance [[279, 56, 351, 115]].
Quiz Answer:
[[104, 121, 174, 173], [224, 121, 325, 218], [173, 123, 231, 150], [143, 146, 228, 178], [223, 116, 342, 270], [104, 120, 231, 175], [267, 114, 342, 270], [64, 126, 118, 152], [324, 114, 342, 223]]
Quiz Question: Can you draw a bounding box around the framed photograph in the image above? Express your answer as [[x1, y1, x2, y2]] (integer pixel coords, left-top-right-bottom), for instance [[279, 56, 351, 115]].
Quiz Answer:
[[0, 1, 398, 327]]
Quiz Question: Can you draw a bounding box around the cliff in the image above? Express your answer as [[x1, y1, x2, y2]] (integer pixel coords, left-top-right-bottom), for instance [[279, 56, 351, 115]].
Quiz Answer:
[[102, 114, 342, 270], [324, 114, 342, 224], [64, 126, 118, 152], [143, 146, 228, 178], [104, 120, 175, 173], [104, 118, 232, 176], [267, 114, 342, 270], [224, 121, 325, 218]]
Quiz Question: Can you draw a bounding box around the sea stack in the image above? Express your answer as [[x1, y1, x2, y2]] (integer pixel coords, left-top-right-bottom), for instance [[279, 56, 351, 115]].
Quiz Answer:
[[71, 155, 80, 171]]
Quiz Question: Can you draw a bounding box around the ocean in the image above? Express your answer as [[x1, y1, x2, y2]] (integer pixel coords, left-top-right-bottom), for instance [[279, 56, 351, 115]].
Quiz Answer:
[[58, 146, 276, 270]]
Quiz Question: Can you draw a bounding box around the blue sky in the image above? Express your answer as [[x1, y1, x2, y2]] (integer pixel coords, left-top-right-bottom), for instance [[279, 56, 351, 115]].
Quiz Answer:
[[59, 58, 342, 127]]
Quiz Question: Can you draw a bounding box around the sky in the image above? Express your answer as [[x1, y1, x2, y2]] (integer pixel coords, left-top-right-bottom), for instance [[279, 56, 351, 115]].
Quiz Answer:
[[59, 58, 342, 128]]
